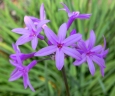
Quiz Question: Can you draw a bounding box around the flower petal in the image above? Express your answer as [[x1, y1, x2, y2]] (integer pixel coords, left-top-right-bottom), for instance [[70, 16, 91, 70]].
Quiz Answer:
[[70, 29, 77, 35], [23, 74, 27, 89], [60, 3, 70, 13], [47, 40, 53, 46], [63, 33, 82, 46], [62, 46, 81, 59], [91, 45, 102, 53], [12, 28, 29, 35], [58, 23, 67, 42], [55, 48, 64, 70], [91, 55, 105, 68], [9, 70, 22, 81], [76, 14, 91, 19], [31, 37, 38, 50], [101, 49, 109, 58], [37, 34, 44, 40], [9, 60, 22, 68], [87, 56, 95, 76], [12, 43, 20, 53], [37, 20, 50, 28], [27, 74, 35, 91], [16, 35, 32, 45], [40, 3, 46, 20], [10, 68, 18, 76], [24, 16, 35, 30], [67, 16, 75, 30], [29, 16, 40, 23], [27, 60, 37, 71], [44, 26, 58, 44], [73, 57, 86, 66], [35, 45, 57, 56], [77, 41, 87, 51], [88, 30, 96, 49]]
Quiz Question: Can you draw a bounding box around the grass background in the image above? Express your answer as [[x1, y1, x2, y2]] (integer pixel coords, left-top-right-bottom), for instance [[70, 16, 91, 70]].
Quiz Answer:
[[0, 0, 115, 96]]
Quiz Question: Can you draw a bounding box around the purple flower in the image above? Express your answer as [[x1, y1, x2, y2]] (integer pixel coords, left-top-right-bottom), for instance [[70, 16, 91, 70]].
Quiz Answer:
[[10, 44, 35, 62], [59, 3, 91, 29], [73, 30, 108, 76], [35, 23, 82, 70], [12, 16, 50, 50], [9, 53, 37, 91]]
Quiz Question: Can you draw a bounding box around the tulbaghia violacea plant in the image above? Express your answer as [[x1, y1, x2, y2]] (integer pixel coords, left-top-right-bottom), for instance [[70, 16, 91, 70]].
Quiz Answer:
[[9, 2, 108, 95]]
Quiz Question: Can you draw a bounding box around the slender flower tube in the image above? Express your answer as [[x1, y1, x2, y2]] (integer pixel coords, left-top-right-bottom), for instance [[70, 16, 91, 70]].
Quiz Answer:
[[10, 44, 35, 62], [35, 23, 82, 70]]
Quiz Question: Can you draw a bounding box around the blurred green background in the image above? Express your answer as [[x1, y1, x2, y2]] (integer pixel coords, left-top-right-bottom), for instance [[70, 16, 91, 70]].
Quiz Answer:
[[0, 0, 115, 96]]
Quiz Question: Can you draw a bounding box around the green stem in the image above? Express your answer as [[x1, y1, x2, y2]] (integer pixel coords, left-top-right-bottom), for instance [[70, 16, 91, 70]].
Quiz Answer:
[[61, 67, 70, 96]]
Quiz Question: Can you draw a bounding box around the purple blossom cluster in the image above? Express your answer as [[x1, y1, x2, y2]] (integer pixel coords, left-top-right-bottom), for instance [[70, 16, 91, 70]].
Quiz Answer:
[[9, 3, 109, 91]]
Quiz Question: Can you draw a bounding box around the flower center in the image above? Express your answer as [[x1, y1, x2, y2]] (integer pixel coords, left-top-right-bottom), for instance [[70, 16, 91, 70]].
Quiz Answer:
[[30, 29, 36, 37], [19, 67, 27, 73], [57, 43, 63, 49], [86, 51, 94, 56], [72, 12, 79, 16]]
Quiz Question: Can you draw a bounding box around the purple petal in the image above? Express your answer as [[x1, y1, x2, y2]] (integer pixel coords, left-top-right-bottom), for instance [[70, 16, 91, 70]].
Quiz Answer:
[[10, 68, 18, 76], [62, 46, 81, 59], [12, 43, 20, 53], [44, 27, 58, 44], [101, 49, 109, 58], [47, 40, 53, 46], [24, 16, 35, 30], [16, 53, 23, 66], [67, 16, 75, 30], [60, 3, 70, 13], [37, 20, 50, 28], [16, 35, 32, 45], [88, 30, 96, 49], [91, 45, 102, 53], [91, 55, 105, 68], [70, 29, 77, 35], [37, 34, 44, 40], [55, 48, 64, 70], [23, 74, 27, 89], [35, 45, 57, 56], [9, 60, 22, 68], [77, 14, 91, 19], [9, 71, 22, 81], [73, 57, 86, 66], [40, 3, 46, 20], [77, 41, 87, 51], [12, 28, 29, 35], [20, 52, 35, 61], [63, 33, 82, 46], [31, 37, 38, 50], [58, 23, 67, 42], [27, 60, 37, 71], [29, 16, 40, 23], [26, 74, 35, 91], [87, 56, 95, 76]]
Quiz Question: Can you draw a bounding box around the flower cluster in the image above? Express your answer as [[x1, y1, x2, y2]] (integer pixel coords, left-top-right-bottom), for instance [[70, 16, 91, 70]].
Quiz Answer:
[[9, 3, 108, 91]]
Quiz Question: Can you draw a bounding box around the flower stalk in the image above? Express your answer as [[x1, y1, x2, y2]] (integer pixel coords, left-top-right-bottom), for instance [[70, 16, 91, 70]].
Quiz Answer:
[[61, 66, 70, 96]]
